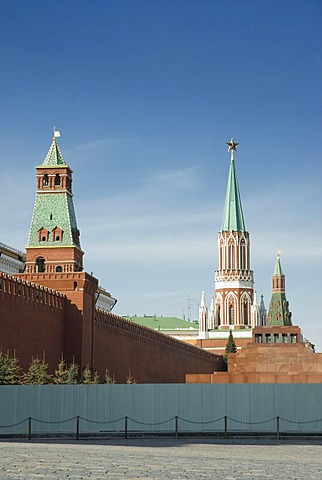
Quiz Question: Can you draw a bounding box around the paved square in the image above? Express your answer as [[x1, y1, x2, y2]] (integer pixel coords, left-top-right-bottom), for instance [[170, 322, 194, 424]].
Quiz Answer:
[[0, 438, 321, 479]]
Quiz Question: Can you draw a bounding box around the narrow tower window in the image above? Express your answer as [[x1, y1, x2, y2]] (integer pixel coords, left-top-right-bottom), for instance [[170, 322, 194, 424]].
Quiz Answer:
[[55, 174, 61, 186], [36, 257, 45, 273], [55, 266, 63, 272], [229, 243, 235, 269], [229, 305, 234, 324], [43, 174, 49, 186], [240, 241, 246, 270], [38, 228, 49, 242], [216, 306, 221, 325], [243, 302, 248, 325], [52, 227, 63, 242]]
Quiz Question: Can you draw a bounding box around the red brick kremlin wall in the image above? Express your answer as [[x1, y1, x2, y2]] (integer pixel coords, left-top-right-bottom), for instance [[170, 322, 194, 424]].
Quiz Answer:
[[0, 273, 65, 370], [0, 272, 224, 382], [95, 309, 224, 383]]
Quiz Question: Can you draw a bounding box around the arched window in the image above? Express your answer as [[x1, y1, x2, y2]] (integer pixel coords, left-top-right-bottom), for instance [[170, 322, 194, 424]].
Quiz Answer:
[[52, 227, 63, 242], [55, 266, 63, 272], [38, 228, 49, 242], [229, 243, 235, 269], [55, 174, 61, 186], [36, 257, 45, 273], [243, 302, 248, 325], [240, 241, 245, 269], [216, 305, 221, 325], [43, 174, 49, 186], [229, 305, 234, 324]]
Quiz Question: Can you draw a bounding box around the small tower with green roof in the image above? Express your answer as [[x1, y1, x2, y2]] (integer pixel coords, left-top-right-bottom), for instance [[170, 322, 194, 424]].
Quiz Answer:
[[19, 131, 99, 372], [267, 252, 292, 326], [214, 139, 254, 329], [25, 132, 83, 274]]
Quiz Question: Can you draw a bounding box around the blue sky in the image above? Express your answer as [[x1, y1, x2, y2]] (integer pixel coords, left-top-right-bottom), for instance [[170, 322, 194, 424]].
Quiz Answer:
[[1, 1, 322, 349]]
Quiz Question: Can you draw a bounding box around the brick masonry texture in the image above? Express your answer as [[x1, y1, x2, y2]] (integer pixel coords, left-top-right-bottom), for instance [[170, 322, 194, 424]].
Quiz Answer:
[[0, 272, 224, 382]]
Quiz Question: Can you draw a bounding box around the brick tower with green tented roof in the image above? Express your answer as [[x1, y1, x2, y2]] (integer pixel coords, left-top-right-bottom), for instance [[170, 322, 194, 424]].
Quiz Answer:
[[25, 133, 83, 274], [267, 252, 292, 326], [214, 139, 254, 329], [18, 131, 98, 371]]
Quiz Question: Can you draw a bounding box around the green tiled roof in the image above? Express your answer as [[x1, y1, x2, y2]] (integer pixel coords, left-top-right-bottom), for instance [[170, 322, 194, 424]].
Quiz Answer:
[[267, 292, 292, 326], [273, 255, 283, 275], [222, 159, 246, 232], [42, 138, 66, 166], [28, 138, 80, 249], [28, 193, 80, 248], [267, 255, 292, 326], [124, 316, 198, 330]]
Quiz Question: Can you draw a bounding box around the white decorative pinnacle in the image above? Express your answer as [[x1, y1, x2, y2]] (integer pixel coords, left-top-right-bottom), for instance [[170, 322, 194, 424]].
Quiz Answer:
[[198, 291, 208, 338], [200, 290, 206, 307], [209, 296, 215, 330]]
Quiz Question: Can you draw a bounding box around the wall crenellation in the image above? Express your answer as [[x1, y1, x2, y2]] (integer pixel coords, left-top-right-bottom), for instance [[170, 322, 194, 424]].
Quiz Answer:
[[95, 308, 218, 361], [0, 272, 65, 310]]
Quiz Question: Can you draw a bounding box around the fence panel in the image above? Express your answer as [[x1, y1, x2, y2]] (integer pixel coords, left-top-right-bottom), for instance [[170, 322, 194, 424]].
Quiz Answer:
[[0, 384, 321, 437]]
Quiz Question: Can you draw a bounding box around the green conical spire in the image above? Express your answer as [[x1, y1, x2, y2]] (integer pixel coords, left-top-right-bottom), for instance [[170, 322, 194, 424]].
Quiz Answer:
[[221, 158, 245, 232], [42, 137, 66, 166], [28, 136, 81, 249], [273, 252, 283, 275]]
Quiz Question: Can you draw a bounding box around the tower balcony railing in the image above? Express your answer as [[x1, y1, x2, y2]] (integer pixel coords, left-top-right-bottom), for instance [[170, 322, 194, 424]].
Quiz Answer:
[[215, 269, 253, 282]]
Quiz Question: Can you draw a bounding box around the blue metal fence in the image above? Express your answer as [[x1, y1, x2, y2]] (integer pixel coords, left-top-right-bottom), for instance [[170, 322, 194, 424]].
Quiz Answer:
[[0, 384, 321, 439]]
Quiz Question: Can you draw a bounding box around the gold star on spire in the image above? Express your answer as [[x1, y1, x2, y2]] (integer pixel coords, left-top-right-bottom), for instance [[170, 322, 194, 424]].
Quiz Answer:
[[226, 138, 239, 161], [226, 138, 239, 152]]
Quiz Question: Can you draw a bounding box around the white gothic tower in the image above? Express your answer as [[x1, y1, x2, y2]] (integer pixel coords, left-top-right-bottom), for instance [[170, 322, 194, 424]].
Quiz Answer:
[[214, 139, 254, 329]]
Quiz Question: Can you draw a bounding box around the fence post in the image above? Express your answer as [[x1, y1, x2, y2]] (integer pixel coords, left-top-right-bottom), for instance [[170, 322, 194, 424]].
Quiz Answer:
[[28, 417, 32, 440], [224, 416, 228, 439], [276, 416, 280, 440], [124, 416, 128, 439], [76, 416, 80, 441], [175, 416, 178, 439]]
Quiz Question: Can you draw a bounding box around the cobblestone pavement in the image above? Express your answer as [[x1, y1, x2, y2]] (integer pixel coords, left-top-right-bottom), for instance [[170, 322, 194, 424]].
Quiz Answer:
[[0, 438, 321, 479]]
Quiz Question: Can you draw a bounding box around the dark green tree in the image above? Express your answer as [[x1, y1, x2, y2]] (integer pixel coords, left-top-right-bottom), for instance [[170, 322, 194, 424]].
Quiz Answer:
[[223, 330, 237, 363], [53, 357, 69, 384], [0, 351, 21, 385], [22, 357, 52, 384], [82, 364, 92, 384], [66, 360, 79, 384], [104, 369, 116, 384], [92, 370, 100, 384], [54, 357, 79, 384], [125, 369, 137, 384], [9, 354, 21, 384], [81, 365, 99, 384]]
